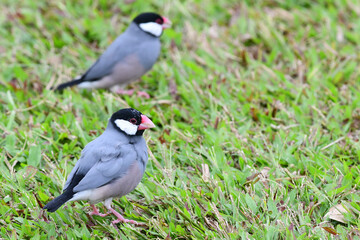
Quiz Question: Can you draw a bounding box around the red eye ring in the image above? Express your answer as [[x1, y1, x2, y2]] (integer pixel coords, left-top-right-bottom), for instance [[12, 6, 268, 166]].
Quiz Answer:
[[156, 18, 163, 24], [129, 118, 137, 124]]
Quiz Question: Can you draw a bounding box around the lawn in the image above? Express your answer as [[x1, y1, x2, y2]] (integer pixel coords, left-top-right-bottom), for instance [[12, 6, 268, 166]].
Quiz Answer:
[[1, 0, 360, 239]]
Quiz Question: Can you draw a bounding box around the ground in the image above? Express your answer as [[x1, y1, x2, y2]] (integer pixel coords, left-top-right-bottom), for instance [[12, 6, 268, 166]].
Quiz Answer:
[[1, 0, 360, 239]]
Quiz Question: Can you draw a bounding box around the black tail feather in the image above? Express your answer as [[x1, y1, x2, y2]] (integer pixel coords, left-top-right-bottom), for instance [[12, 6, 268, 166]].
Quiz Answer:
[[43, 191, 74, 212], [43, 170, 85, 213], [54, 78, 83, 91]]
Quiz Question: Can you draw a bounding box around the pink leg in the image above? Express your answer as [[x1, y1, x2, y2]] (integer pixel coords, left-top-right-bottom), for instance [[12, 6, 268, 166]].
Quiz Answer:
[[108, 207, 139, 225], [114, 88, 150, 98], [115, 89, 135, 96], [137, 91, 150, 99], [89, 204, 108, 217]]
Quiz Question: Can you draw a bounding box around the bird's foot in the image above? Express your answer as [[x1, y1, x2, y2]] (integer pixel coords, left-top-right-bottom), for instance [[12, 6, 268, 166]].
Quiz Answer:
[[137, 91, 150, 99], [90, 212, 108, 217], [114, 89, 150, 98], [108, 207, 142, 225], [115, 89, 135, 96], [112, 217, 139, 225], [90, 205, 108, 217]]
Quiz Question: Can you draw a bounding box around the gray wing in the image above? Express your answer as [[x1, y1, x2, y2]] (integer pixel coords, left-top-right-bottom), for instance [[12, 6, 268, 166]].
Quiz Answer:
[[81, 35, 138, 82], [63, 139, 101, 191], [72, 144, 137, 192]]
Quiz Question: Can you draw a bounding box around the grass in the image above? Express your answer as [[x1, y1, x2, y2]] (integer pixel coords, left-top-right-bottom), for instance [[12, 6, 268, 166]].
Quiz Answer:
[[1, 0, 360, 238]]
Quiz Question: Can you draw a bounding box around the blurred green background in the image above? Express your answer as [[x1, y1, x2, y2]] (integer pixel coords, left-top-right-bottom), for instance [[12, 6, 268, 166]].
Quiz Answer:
[[1, 0, 360, 239]]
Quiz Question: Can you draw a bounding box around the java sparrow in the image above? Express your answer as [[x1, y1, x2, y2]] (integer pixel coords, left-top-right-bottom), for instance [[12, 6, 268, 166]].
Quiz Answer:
[[54, 12, 171, 97], [43, 108, 155, 225]]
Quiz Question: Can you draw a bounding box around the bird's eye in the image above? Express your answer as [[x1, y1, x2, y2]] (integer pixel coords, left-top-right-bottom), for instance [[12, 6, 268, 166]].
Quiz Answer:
[[156, 18, 163, 24], [129, 118, 137, 124]]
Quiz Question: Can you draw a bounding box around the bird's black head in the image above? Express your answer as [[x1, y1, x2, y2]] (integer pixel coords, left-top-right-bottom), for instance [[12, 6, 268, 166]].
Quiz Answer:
[[132, 12, 171, 37], [110, 108, 155, 136], [133, 12, 164, 25]]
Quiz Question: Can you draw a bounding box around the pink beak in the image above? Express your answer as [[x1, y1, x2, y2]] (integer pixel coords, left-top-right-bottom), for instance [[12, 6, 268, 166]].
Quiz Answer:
[[162, 17, 172, 29], [138, 115, 155, 130]]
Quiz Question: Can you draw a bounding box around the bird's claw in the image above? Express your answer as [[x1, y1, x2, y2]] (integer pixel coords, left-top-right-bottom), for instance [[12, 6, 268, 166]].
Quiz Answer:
[[90, 211, 109, 217], [112, 218, 139, 225], [90, 205, 108, 217], [114, 89, 135, 95], [114, 89, 150, 98], [137, 91, 150, 99]]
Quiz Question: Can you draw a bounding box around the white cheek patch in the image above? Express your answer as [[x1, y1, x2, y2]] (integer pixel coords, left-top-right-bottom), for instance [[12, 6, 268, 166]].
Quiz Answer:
[[114, 119, 138, 135], [139, 22, 163, 37]]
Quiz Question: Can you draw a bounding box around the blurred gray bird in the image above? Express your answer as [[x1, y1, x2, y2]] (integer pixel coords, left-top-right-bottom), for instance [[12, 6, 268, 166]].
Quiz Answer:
[[55, 12, 171, 98], [43, 108, 155, 225]]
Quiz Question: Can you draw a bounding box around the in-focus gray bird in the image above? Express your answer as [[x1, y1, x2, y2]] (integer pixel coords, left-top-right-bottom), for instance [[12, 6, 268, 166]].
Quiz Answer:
[[43, 108, 155, 225], [55, 12, 171, 98]]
